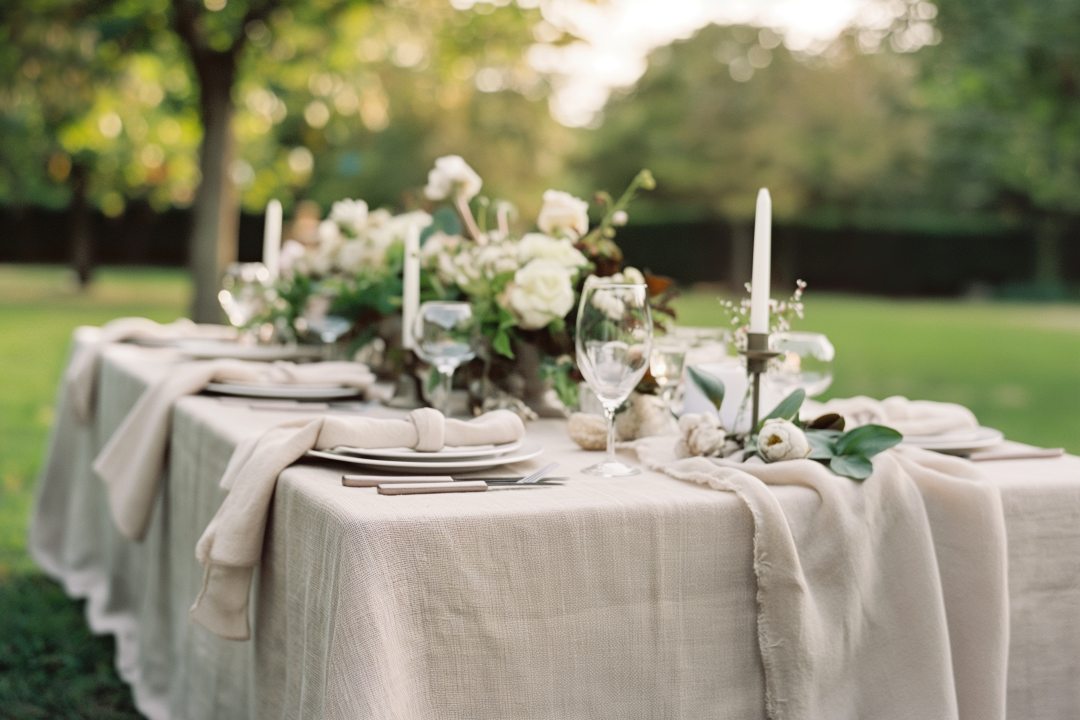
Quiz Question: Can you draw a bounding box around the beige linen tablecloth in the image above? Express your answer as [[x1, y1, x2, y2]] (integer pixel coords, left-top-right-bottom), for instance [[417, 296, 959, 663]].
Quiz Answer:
[[30, 332, 1080, 720]]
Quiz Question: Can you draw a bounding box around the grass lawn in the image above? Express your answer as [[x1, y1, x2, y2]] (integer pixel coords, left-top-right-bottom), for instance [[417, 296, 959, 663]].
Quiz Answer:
[[2, 264, 1080, 716]]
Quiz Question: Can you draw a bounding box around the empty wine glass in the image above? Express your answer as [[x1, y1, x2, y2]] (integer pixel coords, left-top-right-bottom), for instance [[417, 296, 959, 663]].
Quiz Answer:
[[649, 337, 689, 415], [218, 263, 273, 341], [576, 282, 653, 476], [301, 292, 352, 358], [769, 331, 835, 397], [412, 301, 476, 416]]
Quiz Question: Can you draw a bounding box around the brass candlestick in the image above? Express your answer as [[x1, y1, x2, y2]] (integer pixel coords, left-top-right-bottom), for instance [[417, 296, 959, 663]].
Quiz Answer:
[[739, 332, 780, 432]]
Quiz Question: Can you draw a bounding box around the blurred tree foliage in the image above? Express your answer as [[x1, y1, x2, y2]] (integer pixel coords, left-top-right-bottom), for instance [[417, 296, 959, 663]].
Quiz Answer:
[[923, 0, 1080, 286]]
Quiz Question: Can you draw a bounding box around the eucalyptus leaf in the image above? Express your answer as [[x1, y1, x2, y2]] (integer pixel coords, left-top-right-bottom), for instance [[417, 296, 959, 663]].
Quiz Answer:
[[806, 431, 837, 460], [807, 412, 846, 431], [759, 388, 806, 429], [688, 366, 725, 411], [829, 454, 874, 481], [834, 424, 903, 458]]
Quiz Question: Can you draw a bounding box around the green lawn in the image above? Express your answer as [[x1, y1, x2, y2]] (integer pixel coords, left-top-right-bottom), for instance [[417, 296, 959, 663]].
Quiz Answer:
[[3, 265, 1080, 716]]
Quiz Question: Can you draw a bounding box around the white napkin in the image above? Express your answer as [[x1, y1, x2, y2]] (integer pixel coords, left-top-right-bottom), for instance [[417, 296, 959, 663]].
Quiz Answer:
[[189, 408, 526, 640], [66, 317, 237, 424], [92, 359, 376, 542], [634, 439, 1008, 720], [806, 395, 979, 437]]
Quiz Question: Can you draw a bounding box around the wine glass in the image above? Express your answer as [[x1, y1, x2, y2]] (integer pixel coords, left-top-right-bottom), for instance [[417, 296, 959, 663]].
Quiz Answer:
[[412, 301, 476, 416], [301, 292, 352, 358], [649, 337, 689, 415], [218, 263, 272, 341], [575, 282, 653, 476], [769, 331, 835, 397]]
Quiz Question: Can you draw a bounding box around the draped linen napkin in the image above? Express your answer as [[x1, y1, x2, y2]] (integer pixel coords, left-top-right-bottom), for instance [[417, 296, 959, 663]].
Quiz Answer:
[[66, 317, 237, 424], [634, 438, 1008, 720], [92, 359, 376, 542], [189, 407, 526, 640], [806, 395, 978, 437]]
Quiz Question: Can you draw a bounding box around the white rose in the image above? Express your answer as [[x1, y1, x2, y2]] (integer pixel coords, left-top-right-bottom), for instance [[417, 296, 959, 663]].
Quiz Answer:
[[622, 266, 645, 285], [336, 239, 367, 273], [537, 189, 589, 239], [675, 413, 726, 458], [279, 240, 307, 276], [518, 232, 589, 271], [758, 418, 812, 463], [365, 208, 393, 228], [329, 199, 368, 235], [424, 155, 483, 201], [502, 258, 575, 329]]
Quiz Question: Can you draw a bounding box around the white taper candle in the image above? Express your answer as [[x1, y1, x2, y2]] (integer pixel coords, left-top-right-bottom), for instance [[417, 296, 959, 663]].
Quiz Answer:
[[402, 223, 421, 350], [748, 188, 772, 335], [262, 199, 282, 279]]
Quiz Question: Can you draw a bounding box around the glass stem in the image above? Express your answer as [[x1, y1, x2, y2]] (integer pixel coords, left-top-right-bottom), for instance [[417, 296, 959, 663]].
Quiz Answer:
[[441, 368, 453, 416], [605, 405, 617, 466]]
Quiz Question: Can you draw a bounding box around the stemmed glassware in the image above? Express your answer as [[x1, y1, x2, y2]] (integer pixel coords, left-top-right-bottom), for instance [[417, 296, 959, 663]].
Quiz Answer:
[[649, 337, 689, 415], [301, 292, 352, 358], [218, 262, 273, 341], [575, 282, 653, 476], [769, 331, 835, 397], [412, 301, 476, 416]]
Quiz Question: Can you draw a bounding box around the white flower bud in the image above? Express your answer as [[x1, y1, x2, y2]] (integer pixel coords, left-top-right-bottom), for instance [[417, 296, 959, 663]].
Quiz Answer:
[[611, 210, 628, 226], [758, 418, 811, 463], [675, 413, 726, 458]]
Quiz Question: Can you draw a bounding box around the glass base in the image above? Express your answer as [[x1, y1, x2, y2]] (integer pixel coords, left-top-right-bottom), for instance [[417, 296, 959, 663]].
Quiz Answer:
[[581, 460, 641, 477]]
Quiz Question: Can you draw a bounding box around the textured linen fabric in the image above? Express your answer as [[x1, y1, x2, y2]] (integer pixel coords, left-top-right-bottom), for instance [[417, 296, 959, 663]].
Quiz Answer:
[[190, 408, 526, 640], [808, 395, 979, 436], [65, 317, 236, 424], [28, 331, 1080, 720], [634, 438, 1008, 720], [92, 358, 375, 541]]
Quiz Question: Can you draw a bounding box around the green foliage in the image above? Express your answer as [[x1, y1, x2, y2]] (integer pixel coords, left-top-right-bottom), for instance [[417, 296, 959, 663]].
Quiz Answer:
[[687, 365, 725, 410], [759, 388, 806, 427]]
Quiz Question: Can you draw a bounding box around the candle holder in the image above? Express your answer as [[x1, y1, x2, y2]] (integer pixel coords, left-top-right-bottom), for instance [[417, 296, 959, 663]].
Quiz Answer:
[[739, 332, 780, 432]]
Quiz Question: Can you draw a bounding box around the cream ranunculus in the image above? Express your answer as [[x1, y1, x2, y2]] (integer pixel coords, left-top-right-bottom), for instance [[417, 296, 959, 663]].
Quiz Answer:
[[675, 413, 726, 458], [424, 155, 483, 201], [537, 189, 589, 239], [758, 418, 812, 463], [329, 199, 369, 235], [502, 258, 575, 329], [519, 232, 589, 271]]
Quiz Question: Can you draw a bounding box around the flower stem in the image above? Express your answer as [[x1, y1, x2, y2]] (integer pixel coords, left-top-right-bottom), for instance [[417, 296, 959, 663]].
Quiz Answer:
[[455, 194, 484, 245]]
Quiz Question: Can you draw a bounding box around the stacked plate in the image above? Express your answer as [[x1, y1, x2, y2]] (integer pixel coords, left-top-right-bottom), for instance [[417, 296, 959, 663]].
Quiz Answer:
[[901, 426, 1004, 456], [306, 439, 544, 474], [205, 381, 363, 400]]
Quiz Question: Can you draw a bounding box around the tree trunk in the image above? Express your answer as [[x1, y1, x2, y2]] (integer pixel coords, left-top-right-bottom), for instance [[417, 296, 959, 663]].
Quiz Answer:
[[69, 163, 94, 288], [188, 51, 240, 323]]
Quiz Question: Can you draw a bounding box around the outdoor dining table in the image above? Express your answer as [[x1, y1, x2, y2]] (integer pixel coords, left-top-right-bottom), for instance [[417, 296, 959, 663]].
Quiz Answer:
[[29, 330, 1080, 719]]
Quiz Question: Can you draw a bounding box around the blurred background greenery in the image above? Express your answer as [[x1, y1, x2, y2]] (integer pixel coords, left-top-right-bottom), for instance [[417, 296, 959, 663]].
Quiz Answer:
[[3, 0, 1080, 714]]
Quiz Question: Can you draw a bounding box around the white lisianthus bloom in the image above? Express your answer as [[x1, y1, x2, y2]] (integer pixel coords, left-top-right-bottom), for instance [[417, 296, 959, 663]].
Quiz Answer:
[[519, 232, 589, 271], [675, 413, 726, 458], [758, 418, 812, 463], [329, 199, 369, 236], [420, 231, 464, 284], [424, 155, 483, 201], [365, 208, 393, 228], [502, 258, 575, 329], [279, 240, 307, 276], [336, 239, 367, 273], [537, 189, 589, 239]]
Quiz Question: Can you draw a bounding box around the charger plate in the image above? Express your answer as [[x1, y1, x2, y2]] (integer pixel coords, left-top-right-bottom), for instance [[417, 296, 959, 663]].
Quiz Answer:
[[306, 440, 543, 474], [331, 440, 525, 461]]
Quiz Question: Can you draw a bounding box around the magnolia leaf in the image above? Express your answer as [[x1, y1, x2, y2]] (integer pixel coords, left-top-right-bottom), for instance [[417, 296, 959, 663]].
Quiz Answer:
[[688, 365, 725, 411], [829, 454, 874, 481], [759, 388, 806, 429], [807, 412, 846, 431], [834, 424, 903, 459], [806, 431, 837, 460]]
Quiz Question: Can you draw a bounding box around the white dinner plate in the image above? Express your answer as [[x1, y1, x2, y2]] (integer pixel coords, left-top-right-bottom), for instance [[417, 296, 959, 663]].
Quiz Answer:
[[306, 440, 543, 474], [901, 426, 1004, 455], [330, 439, 525, 461], [177, 340, 323, 361], [205, 381, 363, 400]]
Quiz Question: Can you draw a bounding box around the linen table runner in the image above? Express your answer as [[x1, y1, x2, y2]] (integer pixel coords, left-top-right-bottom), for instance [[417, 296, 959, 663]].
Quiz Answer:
[[634, 439, 1008, 720], [66, 317, 236, 424], [189, 408, 525, 640], [92, 358, 375, 541]]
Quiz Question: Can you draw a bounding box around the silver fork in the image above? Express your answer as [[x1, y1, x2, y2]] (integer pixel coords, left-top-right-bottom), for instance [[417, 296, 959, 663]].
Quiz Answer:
[[516, 462, 559, 485]]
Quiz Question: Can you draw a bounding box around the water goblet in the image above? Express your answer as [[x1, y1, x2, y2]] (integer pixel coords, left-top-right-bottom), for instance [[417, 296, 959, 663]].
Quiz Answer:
[[769, 331, 835, 397], [301, 292, 352, 358], [412, 301, 476, 416], [649, 337, 689, 415], [218, 262, 272, 342], [576, 282, 653, 476]]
